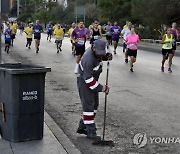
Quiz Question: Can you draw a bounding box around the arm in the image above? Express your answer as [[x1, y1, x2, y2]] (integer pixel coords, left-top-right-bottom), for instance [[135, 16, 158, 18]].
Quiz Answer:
[[161, 35, 170, 44], [82, 61, 103, 93]]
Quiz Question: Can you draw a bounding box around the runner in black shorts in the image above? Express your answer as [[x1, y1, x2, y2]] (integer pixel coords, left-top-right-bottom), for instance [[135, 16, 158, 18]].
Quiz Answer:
[[126, 28, 140, 72], [110, 22, 121, 54], [161, 28, 173, 73], [171, 22, 179, 58], [33, 20, 43, 53], [72, 21, 89, 74], [75, 45, 85, 56]]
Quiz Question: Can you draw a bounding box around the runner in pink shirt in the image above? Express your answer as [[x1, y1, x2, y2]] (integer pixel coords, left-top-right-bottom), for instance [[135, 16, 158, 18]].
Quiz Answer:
[[126, 28, 140, 72]]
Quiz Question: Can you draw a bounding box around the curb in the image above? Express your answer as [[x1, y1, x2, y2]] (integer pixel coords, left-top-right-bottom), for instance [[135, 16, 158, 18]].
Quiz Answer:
[[44, 111, 82, 154]]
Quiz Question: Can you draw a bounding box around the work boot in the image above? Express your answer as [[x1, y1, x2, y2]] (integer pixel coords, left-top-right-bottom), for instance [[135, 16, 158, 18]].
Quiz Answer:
[[86, 123, 101, 140], [76, 119, 87, 135]]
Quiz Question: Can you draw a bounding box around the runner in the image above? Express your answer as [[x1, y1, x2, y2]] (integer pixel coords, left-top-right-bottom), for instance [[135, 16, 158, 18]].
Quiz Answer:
[[123, 20, 129, 29], [24, 23, 33, 49], [67, 22, 76, 55], [126, 27, 140, 72], [2, 21, 8, 33], [47, 22, 53, 42], [4, 24, 12, 54], [105, 21, 112, 47], [171, 22, 179, 58], [121, 22, 132, 63], [54, 24, 64, 53], [10, 21, 17, 46], [110, 21, 121, 54], [53, 23, 58, 43], [33, 20, 43, 53], [72, 21, 89, 74], [90, 21, 102, 44], [19, 22, 24, 35], [161, 27, 173, 73]]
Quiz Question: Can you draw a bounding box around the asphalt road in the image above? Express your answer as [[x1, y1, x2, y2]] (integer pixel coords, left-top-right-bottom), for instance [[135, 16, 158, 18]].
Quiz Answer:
[[1, 32, 180, 154]]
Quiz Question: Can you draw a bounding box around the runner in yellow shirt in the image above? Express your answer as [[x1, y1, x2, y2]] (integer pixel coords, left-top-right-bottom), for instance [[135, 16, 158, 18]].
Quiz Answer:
[[53, 23, 58, 43], [54, 24, 64, 53], [10, 21, 17, 46], [67, 22, 76, 55], [24, 23, 33, 49]]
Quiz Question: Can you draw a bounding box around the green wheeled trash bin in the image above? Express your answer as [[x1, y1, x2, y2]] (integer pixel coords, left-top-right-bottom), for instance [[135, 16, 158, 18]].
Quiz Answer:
[[0, 63, 51, 142]]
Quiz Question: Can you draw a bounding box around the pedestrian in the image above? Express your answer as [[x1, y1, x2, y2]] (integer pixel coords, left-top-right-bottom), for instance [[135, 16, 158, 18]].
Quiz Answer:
[[33, 20, 43, 53], [24, 23, 33, 49], [105, 21, 112, 47], [126, 27, 140, 72], [121, 22, 132, 63], [171, 22, 179, 58], [47, 21, 53, 42], [67, 22, 76, 55], [76, 39, 112, 140], [54, 24, 64, 53], [72, 21, 90, 74], [110, 21, 121, 54], [161, 27, 173, 73], [4, 24, 12, 54], [90, 21, 102, 44]]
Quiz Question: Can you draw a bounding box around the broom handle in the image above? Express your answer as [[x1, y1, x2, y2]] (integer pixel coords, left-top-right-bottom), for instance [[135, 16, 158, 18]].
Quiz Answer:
[[102, 60, 110, 141]]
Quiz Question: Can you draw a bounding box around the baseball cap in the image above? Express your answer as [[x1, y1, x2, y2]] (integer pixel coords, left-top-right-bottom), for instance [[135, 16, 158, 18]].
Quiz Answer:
[[94, 39, 106, 56]]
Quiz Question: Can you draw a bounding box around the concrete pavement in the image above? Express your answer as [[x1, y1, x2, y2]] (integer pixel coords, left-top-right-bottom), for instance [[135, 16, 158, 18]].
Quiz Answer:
[[0, 111, 81, 154]]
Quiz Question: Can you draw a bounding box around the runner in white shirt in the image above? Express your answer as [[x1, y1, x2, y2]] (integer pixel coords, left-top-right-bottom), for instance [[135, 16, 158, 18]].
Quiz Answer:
[[121, 22, 132, 63]]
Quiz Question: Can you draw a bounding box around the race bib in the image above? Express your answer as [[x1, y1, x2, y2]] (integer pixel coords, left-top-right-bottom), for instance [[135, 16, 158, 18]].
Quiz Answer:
[[6, 35, 11, 38], [78, 39, 85, 45], [35, 29, 39, 33], [166, 43, 172, 48], [57, 36, 63, 40], [129, 44, 137, 49], [106, 32, 110, 35], [94, 35, 99, 40], [114, 29, 119, 33]]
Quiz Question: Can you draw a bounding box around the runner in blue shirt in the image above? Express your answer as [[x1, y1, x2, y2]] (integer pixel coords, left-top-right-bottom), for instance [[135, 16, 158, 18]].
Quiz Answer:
[[33, 20, 43, 53], [4, 24, 12, 54], [47, 21, 53, 42]]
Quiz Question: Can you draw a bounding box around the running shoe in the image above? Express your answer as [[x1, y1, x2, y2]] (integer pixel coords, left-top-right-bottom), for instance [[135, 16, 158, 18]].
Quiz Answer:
[[28, 46, 31, 49], [36, 47, 39, 53], [114, 50, 116, 54], [161, 66, 164, 72], [130, 68, 133, 72], [26, 44, 28, 47], [125, 59, 128, 63], [168, 68, 172, 73], [6, 47, 9, 54], [57, 49, 59, 53]]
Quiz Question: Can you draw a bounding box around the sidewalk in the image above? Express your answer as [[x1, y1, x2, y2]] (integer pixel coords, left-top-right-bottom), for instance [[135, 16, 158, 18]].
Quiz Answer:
[[0, 43, 81, 154], [0, 111, 81, 154]]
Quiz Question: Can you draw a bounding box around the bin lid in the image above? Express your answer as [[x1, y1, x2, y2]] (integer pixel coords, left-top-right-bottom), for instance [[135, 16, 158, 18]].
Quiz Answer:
[[0, 63, 51, 74]]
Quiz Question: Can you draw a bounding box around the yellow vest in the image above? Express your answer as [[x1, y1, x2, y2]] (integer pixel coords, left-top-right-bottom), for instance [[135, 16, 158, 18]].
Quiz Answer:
[[162, 34, 173, 49]]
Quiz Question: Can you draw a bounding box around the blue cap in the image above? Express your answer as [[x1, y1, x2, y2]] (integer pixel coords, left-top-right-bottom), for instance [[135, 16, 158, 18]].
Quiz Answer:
[[94, 39, 106, 56]]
